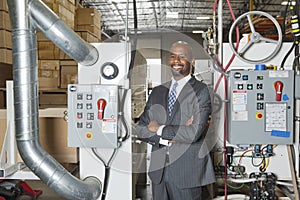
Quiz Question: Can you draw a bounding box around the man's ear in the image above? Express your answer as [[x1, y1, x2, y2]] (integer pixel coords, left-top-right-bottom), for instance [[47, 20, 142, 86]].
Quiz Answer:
[[190, 59, 195, 74]]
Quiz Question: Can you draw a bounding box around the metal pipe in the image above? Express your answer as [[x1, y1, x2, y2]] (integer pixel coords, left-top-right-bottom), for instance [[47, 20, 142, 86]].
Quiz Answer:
[[28, 0, 98, 66], [218, 0, 223, 62], [7, 0, 102, 199]]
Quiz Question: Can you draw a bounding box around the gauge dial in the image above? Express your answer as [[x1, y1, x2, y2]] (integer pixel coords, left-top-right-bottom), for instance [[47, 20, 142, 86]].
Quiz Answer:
[[100, 62, 119, 79]]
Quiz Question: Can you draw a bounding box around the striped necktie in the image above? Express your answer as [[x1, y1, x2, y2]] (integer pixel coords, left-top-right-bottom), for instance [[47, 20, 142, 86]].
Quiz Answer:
[[168, 82, 178, 116]]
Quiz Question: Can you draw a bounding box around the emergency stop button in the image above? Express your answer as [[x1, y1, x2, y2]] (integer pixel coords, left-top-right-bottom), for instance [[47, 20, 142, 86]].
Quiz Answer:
[[256, 112, 263, 119], [86, 132, 93, 139]]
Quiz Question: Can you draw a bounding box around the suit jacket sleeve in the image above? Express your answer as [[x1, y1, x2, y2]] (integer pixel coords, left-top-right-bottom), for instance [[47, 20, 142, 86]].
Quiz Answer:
[[136, 88, 161, 147], [161, 83, 211, 144]]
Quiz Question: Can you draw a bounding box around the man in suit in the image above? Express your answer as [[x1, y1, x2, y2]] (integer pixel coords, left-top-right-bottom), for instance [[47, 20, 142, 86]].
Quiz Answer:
[[136, 41, 216, 200]]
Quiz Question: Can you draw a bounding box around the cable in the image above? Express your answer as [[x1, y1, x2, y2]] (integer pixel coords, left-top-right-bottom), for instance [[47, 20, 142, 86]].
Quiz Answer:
[[251, 153, 265, 168], [227, 183, 245, 190], [127, 0, 138, 79], [282, 0, 292, 38], [280, 42, 295, 70], [92, 148, 118, 200], [119, 89, 130, 141], [238, 149, 253, 166]]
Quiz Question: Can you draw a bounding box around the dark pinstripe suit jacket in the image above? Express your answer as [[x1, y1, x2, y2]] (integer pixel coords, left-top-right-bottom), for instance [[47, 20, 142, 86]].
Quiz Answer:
[[137, 76, 216, 188]]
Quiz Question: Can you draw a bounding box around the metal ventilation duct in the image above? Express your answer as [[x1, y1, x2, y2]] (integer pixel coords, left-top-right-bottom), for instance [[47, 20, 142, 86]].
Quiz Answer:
[[7, 0, 101, 199]]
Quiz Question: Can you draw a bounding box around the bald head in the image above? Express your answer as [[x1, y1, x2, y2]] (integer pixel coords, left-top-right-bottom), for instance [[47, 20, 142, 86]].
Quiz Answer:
[[169, 41, 195, 80], [170, 41, 193, 61]]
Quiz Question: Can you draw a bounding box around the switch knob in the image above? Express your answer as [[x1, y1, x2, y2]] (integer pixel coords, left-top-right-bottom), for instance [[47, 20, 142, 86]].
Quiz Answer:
[[274, 81, 283, 101], [97, 99, 107, 120]]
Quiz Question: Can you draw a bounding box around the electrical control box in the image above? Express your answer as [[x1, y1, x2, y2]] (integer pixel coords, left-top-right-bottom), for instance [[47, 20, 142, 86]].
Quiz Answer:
[[228, 70, 294, 144], [68, 84, 119, 148]]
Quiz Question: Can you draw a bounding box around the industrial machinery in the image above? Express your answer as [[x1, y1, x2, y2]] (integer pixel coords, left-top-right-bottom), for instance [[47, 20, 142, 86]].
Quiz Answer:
[[4, 0, 300, 199], [68, 42, 142, 200], [228, 69, 294, 145], [211, 8, 300, 199]]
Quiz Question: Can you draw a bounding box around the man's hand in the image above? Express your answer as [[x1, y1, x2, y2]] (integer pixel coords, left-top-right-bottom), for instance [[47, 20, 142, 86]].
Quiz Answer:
[[148, 120, 160, 132], [185, 116, 193, 126]]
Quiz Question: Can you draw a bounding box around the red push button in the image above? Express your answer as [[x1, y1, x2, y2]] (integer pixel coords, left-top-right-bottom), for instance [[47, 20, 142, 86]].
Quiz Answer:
[[77, 112, 83, 119], [256, 112, 263, 119], [86, 132, 93, 139]]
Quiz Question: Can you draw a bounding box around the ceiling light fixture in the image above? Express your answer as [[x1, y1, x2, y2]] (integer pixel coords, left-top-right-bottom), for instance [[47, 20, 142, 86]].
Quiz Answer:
[[281, 1, 296, 5], [192, 30, 204, 34], [196, 16, 211, 20]]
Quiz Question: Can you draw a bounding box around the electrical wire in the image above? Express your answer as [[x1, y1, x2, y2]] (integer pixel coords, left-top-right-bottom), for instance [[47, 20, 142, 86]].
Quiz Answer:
[[280, 43, 295, 70], [282, 0, 292, 38], [238, 149, 253, 166], [119, 89, 130, 141], [229, 177, 267, 183], [127, 0, 138, 79], [227, 183, 245, 190], [92, 148, 118, 200]]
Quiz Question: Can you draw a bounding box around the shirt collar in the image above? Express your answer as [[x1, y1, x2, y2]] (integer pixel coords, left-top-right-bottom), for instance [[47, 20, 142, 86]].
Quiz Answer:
[[171, 74, 191, 87]]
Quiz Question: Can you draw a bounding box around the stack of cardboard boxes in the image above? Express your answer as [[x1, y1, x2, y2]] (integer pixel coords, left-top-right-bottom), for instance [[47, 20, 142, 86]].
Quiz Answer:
[[75, 7, 101, 41], [0, 0, 11, 109], [37, 0, 78, 90], [0, 0, 11, 65]]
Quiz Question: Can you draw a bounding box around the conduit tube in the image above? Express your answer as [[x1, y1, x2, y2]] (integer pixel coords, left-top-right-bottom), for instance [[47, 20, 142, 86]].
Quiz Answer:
[[7, 0, 101, 199]]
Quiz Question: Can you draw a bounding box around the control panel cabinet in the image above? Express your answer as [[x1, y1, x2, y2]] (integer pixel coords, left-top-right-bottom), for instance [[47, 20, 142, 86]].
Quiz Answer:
[[228, 70, 294, 144], [68, 84, 119, 148]]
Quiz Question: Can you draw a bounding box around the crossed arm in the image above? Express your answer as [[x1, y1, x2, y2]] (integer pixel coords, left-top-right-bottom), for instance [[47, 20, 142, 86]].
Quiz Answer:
[[148, 116, 193, 132]]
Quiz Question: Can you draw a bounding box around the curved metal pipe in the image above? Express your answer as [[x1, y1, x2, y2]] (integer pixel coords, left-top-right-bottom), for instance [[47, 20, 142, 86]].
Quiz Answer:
[[7, 0, 101, 199], [29, 0, 98, 66]]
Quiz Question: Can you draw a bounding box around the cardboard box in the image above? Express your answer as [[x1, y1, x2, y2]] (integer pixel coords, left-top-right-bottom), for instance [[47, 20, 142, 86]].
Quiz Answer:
[[38, 41, 57, 51], [43, 0, 76, 13], [38, 77, 60, 89], [60, 60, 77, 66], [76, 30, 100, 43], [75, 8, 101, 28], [0, 30, 12, 49], [60, 65, 78, 88], [0, 63, 12, 87], [39, 70, 60, 78], [39, 90, 67, 107], [36, 31, 49, 41], [44, 2, 75, 29], [0, 108, 78, 163], [0, 48, 12, 64], [0, 11, 11, 30], [59, 50, 72, 60], [0, 89, 5, 109], [38, 60, 60, 71], [38, 49, 60, 60], [75, 25, 101, 40], [39, 115, 78, 163], [0, 0, 8, 12]]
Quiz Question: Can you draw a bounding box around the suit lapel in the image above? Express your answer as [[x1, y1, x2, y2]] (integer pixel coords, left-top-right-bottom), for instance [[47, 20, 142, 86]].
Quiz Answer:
[[169, 77, 196, 119], [163, 81, 172, 111]]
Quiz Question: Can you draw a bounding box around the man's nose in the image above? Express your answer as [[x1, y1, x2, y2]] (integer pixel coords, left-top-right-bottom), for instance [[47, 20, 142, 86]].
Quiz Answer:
[[174, 55, 181, 62]]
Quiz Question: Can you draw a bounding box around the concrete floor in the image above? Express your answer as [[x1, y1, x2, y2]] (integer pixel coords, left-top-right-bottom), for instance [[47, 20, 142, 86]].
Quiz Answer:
[[27, 180, 65, 200], [25, 180, 152, 200]]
